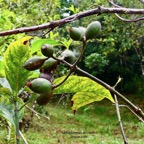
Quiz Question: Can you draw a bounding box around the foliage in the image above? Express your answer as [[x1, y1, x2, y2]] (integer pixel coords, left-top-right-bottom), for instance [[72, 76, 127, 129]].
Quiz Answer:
[[0, 37, 32, 142], [72, 0, 144, 94], [0, 0, 61, 54], [0, 0, 143, 143], [54, 75, 114, 111], [0, 98, 15, 129], [4, 36, 32, 94], [31, 38, 60, 54], [84, 52, 109, 75]]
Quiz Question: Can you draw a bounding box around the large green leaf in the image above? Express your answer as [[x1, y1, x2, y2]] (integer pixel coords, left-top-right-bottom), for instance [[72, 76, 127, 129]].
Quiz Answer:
[[31, 39, 60, 54], [54, 75, 114, 111], [4, 36, 32, 94]]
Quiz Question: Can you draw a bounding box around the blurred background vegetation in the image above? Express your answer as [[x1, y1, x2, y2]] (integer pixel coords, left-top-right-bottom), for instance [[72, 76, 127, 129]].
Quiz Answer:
[[0, 0, 143, 95]]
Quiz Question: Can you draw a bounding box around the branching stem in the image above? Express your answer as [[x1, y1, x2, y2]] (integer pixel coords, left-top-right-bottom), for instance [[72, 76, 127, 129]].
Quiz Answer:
[[114, 94, 128, 144], [108, 0, 144, 22], [74, 67, 144, 120], [53, 39, 86, 89]]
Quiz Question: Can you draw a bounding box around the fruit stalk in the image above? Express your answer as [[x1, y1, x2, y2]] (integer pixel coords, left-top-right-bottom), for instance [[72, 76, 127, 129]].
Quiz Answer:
[[72, 38, 86, 67], [53, 39, 87, 89]]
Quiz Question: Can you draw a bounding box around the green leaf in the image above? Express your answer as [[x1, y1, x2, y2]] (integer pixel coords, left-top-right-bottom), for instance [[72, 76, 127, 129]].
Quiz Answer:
[[54, 75, 114, 111], [0, 96, 25, 129], [60, 38, 73, 49], [31, 38, 59, 54], [4, 36, 32, 94], [28, 70, 40, 79], [0, 106, 15, 129], [0, 56, 5, 77], [0, 97, 15, 129], [0, 78, 12, 91], [71, 92, 110, 111], [0, 87, 12, 97]]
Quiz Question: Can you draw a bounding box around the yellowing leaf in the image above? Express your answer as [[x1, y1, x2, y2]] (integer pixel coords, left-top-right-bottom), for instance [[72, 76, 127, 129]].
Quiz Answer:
[[4, 36, 32, 94], [54, 75, 114, 111], [71, 92, 110, 111]]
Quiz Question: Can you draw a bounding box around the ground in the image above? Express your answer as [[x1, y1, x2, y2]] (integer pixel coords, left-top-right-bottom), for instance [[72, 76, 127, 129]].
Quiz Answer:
[[0, 95, 144, 144]]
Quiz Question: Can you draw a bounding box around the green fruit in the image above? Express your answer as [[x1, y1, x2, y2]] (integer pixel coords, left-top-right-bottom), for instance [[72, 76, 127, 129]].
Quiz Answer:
[[69, 27, 86, 41], [40, 58, 58, 72], [23, 56, 47, 71], [39, 71, 54, 82], [36, 90, 53, 105], [61, 49, 76, 64], [41, 44, 54, 57], [85, 21, 101, 40], [27, 78, 52, 94]]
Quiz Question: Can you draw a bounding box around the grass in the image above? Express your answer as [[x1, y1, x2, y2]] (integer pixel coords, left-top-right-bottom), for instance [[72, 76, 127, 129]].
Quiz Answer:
[[1, 95, 144, 144]]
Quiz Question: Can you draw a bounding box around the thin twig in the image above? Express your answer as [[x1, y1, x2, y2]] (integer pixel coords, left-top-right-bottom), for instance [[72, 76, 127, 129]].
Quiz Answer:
[[108, 0, 121, 8], [49, 94, 66, 117], [72, 38, 86, 66], [42, 28, 54, 37], [114, 94, 128, 144], [115, 13, 144, 22], [108, 0, 144, 22], [26, 105, 50, 120], [53, 39, 86, 89], [74, 67, 144, 120], [19, 130, 28, 144], [53, 70, 73, 89], [119, 105, 144, 122], [113, 76, 123, 88], [19, 95, 37, 111]]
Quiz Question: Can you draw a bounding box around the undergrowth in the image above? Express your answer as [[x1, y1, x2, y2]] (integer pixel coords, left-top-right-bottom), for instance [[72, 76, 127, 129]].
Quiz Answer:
[[0, 95, 144, 144]]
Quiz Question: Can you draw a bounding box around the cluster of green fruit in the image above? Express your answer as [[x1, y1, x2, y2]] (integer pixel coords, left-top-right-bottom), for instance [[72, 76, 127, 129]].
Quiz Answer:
[[23, 44, 76, 105], [69, 21, 101, 41], [23, 21, 101, 105]]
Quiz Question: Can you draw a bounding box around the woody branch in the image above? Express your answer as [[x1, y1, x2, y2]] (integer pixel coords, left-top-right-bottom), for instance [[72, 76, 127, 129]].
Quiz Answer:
[[0, 6, 144, 36]]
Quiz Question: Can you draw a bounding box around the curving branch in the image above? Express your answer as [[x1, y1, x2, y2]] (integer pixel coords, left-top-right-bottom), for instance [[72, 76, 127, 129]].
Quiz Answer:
[[115, 13, 144, 22], [108, 0, 122, 8], [108, 0, 144, 22], [57, 58, 144, 121], [75, 67, 144, 121], [0, 6, 144, 36]]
